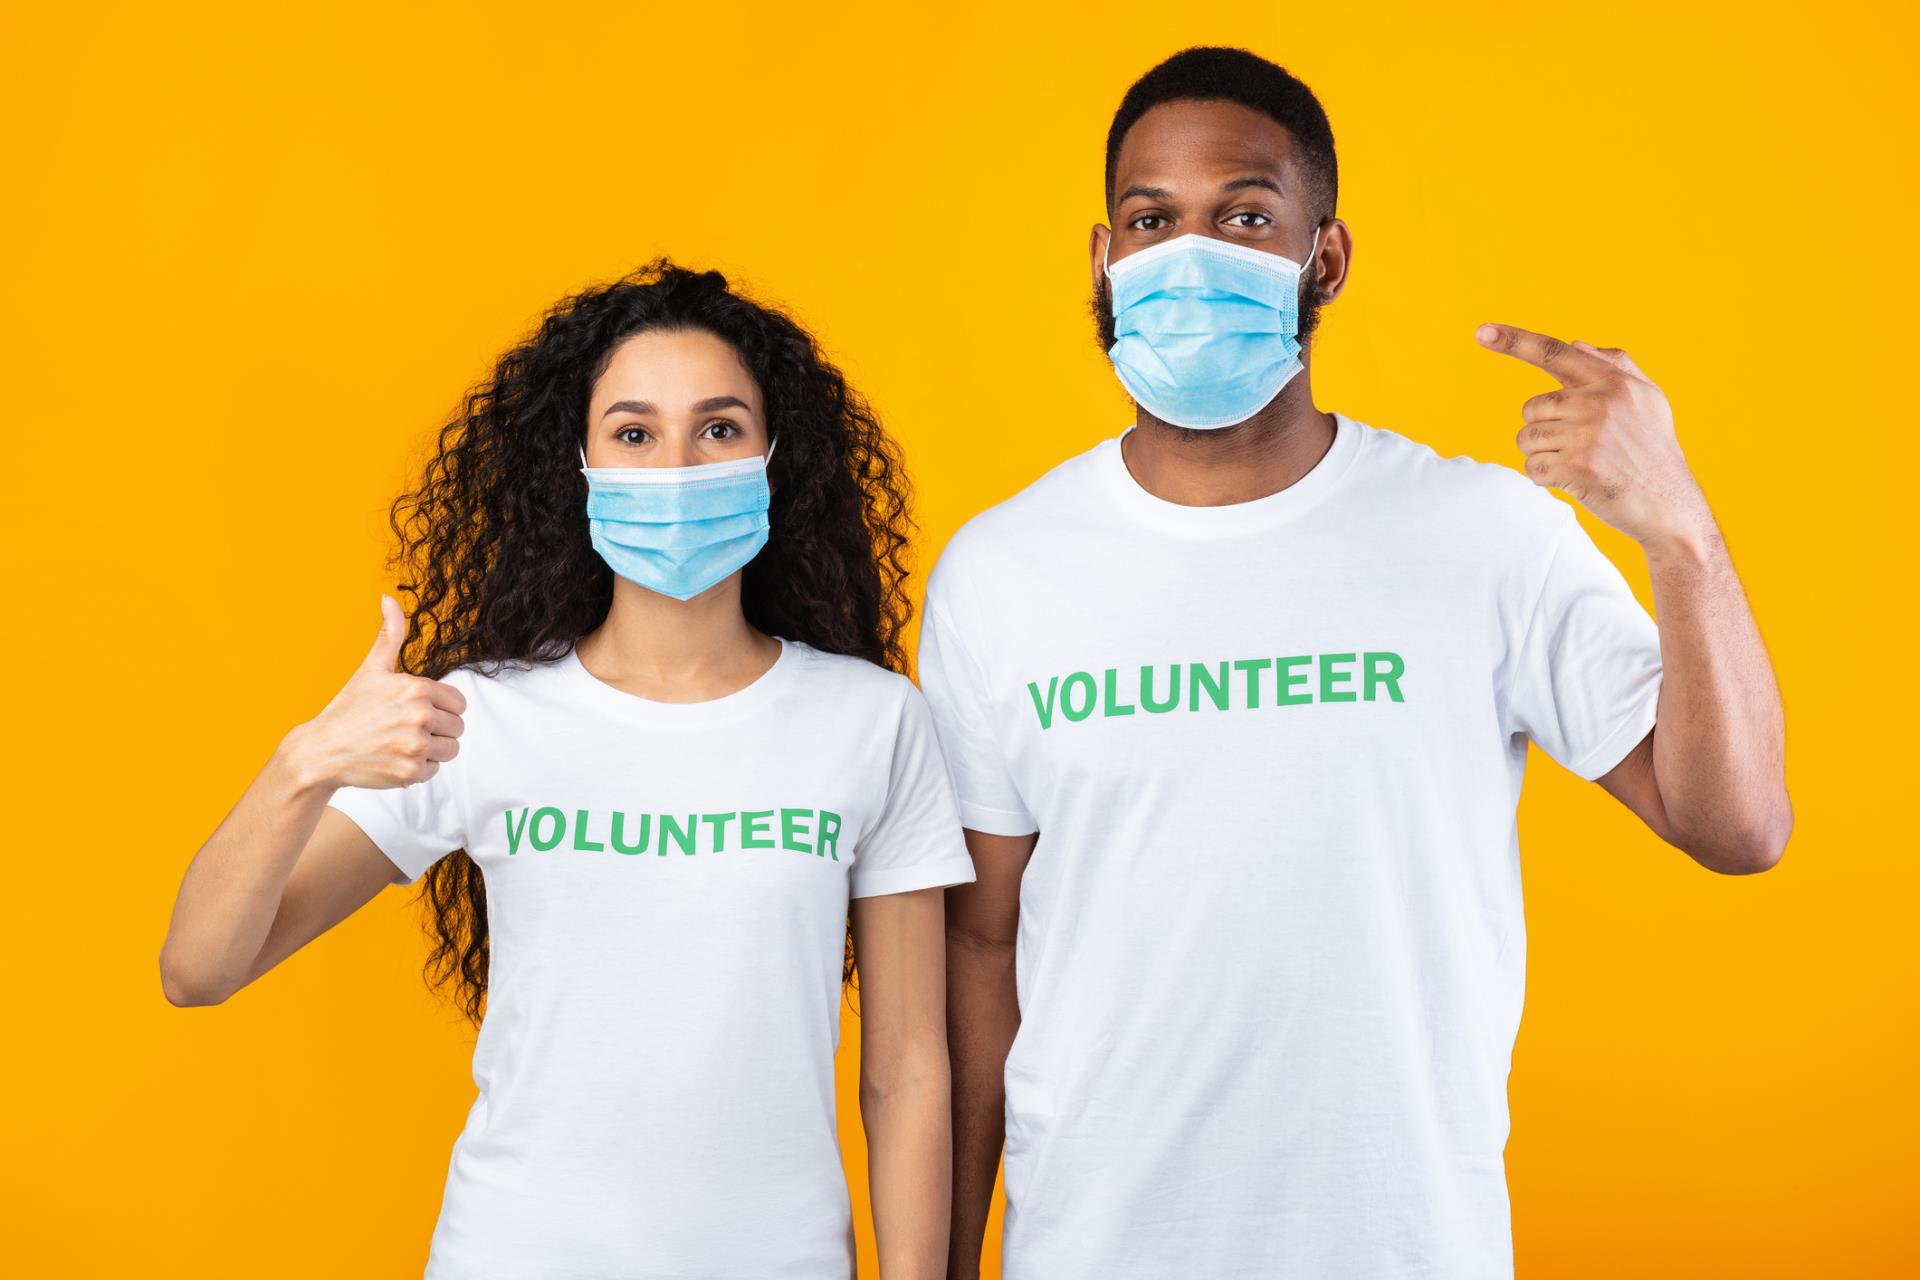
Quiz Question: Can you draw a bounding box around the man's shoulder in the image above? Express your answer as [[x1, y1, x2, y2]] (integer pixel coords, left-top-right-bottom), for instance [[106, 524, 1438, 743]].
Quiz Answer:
[[1349, 417, 1575, 541], [926, 436, 1115, 591]]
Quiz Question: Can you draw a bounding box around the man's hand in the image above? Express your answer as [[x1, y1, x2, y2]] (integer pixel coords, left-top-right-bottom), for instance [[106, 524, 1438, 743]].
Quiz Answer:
[[1476, 322, 1715, 555]]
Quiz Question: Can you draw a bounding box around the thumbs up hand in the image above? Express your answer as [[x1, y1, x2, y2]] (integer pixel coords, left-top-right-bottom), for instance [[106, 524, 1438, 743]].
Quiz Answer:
[[286, 595, 468, 791]]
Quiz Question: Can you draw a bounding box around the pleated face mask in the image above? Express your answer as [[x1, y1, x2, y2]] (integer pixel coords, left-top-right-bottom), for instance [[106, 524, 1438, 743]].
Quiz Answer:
[[578, 437, 776, 601], [1104, 226, 1321, 430]]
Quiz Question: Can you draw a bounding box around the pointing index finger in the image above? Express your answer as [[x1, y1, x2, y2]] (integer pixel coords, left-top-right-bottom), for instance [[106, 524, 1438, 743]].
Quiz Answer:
[[1476, 323, 1615, 386]]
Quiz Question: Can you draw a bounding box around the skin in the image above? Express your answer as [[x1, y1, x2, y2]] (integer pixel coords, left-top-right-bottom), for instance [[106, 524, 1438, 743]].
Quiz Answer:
[[943, 97, 1793, 1279], [159, 327, 952, 1280]]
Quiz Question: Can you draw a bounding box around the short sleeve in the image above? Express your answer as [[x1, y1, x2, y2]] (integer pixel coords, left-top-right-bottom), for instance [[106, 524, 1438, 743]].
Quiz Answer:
[[1500, 510, 1665, 781], [847, 682, 978, 899], [327, 761, 467, 887], [916, 569, 1039, 837]]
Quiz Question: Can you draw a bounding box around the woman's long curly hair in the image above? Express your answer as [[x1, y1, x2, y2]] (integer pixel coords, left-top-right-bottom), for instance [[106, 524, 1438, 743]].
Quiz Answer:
[[385, 258, 914, 1024]]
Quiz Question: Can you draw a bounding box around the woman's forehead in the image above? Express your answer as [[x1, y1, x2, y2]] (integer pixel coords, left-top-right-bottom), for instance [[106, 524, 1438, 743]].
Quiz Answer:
[[592, 329, 763, 414]]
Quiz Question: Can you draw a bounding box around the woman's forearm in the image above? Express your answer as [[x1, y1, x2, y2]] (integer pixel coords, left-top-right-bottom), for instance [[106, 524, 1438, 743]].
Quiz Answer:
[[158, 727, 338, 1004], [863, 1053, 954, 1280]]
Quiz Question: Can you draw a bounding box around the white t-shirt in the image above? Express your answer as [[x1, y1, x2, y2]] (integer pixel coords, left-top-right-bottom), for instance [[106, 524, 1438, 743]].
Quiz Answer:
[[916, 414, 1664, 1280], [327, 637, 976, 1280]]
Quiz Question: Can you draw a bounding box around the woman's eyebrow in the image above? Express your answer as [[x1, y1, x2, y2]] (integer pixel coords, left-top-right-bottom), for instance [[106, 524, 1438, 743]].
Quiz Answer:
[[600, 395, 750, 419]]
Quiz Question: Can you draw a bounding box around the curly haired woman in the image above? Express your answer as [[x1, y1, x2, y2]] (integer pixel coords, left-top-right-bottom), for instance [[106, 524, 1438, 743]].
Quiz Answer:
[[159, 260, 975, 1279]]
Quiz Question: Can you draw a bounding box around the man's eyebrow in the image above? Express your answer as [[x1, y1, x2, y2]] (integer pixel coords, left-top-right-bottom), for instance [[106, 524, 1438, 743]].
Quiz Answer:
[[600, 395, 750, 419], [1115, 175, 1286, 206], [1221, 174, 1285, 198]]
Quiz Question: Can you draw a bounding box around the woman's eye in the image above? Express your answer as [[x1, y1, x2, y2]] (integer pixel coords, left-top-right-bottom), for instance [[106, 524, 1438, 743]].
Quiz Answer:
[[616, 427, 649, 445], [703, 420, 739, 439]]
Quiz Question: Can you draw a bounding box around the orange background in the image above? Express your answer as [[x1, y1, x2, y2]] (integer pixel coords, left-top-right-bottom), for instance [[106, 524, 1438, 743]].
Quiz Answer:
[[4, 2, 1914, 1276]]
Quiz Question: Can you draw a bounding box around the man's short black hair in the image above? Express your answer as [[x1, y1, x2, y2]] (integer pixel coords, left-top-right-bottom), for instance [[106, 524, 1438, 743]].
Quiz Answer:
[[1104, 46, 1338, 224]]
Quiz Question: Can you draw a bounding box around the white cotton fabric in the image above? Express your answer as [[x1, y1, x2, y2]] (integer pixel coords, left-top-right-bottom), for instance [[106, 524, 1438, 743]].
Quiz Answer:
[[916, 414, 1663, 1279], [329, 637, 976, 1279]]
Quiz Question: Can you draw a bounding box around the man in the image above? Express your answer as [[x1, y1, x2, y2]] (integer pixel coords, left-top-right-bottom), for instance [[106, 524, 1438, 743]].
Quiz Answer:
[[918, 46, 1791, 1280]]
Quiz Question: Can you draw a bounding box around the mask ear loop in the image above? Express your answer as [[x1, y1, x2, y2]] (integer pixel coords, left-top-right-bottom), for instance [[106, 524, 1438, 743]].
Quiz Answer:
[[579, 435, 779, 469]]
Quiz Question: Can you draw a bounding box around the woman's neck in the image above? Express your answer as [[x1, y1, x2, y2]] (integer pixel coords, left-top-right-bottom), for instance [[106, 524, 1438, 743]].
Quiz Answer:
[[573, 575, 782, 703]]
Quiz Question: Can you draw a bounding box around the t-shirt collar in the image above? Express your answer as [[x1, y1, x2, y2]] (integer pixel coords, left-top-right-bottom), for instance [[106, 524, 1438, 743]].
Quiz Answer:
[[1095, 411, 1365, 537]]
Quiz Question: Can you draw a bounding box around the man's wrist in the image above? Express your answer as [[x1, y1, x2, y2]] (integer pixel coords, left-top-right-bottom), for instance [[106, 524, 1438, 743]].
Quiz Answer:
[[1636, 497, 1721, 568]]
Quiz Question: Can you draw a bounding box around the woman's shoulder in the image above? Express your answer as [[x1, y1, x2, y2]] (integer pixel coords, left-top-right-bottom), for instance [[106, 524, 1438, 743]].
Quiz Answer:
[[780, 639, 916, 709], [428, 654, 572, 706]]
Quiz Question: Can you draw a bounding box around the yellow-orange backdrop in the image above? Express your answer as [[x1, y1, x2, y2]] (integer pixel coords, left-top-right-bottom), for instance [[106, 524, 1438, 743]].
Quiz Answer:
[[3, 2, 1913, 1276]]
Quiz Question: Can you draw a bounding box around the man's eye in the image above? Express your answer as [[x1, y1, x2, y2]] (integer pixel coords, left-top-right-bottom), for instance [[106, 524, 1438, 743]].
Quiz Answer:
[[1131, 215, 1166, 232], [1227, 212, 1272, 228]]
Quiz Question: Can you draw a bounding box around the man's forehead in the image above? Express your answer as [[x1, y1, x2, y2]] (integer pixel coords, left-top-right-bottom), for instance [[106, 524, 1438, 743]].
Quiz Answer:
[[1114, 100, 1294, 195]]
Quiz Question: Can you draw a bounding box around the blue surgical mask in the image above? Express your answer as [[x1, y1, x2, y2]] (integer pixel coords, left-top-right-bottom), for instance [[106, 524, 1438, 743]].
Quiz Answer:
[[578, 438, 776, 601], [1104, 226, 1321, 430]]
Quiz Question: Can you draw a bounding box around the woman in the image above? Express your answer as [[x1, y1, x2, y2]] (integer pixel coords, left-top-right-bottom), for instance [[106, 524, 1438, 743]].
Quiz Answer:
[[158, 259, 974, 1279]]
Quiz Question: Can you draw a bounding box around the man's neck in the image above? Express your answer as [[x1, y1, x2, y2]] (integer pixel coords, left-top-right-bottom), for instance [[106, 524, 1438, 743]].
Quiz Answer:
[[1120, 379, 1335, 508]]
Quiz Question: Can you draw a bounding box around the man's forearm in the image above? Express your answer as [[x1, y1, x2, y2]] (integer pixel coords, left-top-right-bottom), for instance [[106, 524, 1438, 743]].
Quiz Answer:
[[945, 930, 1019, 1280], [1640, 512, 1792, 868]]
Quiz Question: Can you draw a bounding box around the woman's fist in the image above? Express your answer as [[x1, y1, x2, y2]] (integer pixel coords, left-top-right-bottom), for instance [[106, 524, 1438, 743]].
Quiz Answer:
[[283, 595, 467, 791]]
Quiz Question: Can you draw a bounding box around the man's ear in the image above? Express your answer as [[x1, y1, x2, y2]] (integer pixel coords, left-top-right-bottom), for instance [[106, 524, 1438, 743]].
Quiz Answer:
[[1089, 224, 1111, 295], [1313, 217, 1353, 304]]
